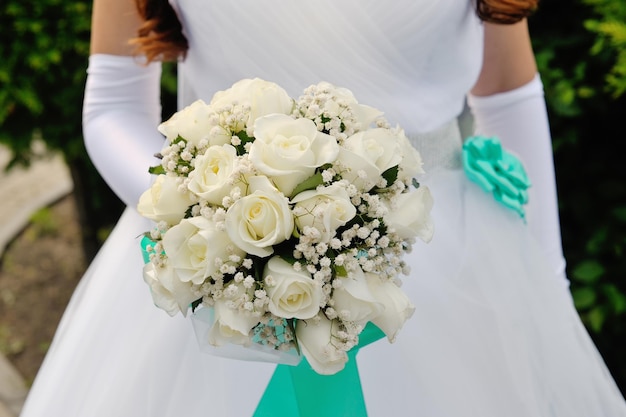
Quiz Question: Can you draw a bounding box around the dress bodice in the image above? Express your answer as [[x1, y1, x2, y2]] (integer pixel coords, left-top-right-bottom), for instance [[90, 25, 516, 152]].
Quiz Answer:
[[170, 0, 483, 133]]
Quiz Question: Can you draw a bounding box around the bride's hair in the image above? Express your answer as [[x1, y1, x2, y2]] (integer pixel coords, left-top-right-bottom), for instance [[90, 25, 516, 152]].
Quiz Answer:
[[130, 0, 188, 62], [476, 0, 539, 23], [131, 0, 539, 62]]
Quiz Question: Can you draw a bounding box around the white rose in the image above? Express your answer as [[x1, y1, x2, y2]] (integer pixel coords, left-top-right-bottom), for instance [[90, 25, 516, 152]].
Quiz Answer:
[[364, 273, 415, 342], [291, 183, 356, 242], [332, 266, 384, 324], [337, 128, 402, 190], [225, 176, 294, 257], [188, 144, 243, 205], [137, 175, 194, 225], [296, 313, 348, 375], [384, 186, 434, 243], [396, 129, 425, 181], [210, 78, 294, 128], [264, 256, 323, 320], [162, 216, 245, 284], [158, 99, 215, 147], [317, 82, 383, 129], [142, 262, 198, 317], [208, 285, 259, 347], [249, 114, 339, 196]]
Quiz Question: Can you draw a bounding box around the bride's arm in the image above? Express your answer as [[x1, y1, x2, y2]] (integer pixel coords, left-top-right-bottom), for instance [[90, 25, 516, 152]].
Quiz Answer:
[[82, 0, 164, 209], [90, 0, 143, 56], [468, 20, 567, 284], [471, 20, 537, 96]]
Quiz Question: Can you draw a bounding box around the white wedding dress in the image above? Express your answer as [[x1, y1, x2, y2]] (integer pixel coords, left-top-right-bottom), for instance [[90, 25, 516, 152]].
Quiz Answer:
[[20, 0, 626, 416]]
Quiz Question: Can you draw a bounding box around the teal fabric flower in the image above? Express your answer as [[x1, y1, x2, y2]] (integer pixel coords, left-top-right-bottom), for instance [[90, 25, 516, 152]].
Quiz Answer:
[[462, 135, 531, 218]]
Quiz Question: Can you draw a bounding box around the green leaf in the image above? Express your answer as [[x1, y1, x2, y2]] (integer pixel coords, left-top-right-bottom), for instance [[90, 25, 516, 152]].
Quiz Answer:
[[571, 260, 605, 284], [381, 166, 398, 187], [334, 264, 347, 277], [233, 130, 255, 156], [586, 306, 606, 333], [586, 228, 608, 254], [190, 298, 203, 313], [572, 287, 597, 310], [577, 86, 596, 98], [602, 284, 626, 314], [291, 172, 324, 196], [148, 166, 165, 175]]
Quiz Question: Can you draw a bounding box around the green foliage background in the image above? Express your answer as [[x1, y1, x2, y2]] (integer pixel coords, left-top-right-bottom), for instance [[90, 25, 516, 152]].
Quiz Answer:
[[530, 0, 626, 391], [0, 0, 124, 259], [1, 0, 625, 394]]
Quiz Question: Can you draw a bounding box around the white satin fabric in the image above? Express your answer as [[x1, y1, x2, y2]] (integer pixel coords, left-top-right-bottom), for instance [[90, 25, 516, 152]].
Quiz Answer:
[[20, 0, 626, 416], [173, 0, 483, 133]]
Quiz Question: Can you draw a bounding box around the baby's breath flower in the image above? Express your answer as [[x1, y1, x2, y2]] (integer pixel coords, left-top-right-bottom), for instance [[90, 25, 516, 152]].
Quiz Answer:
[[323, 283, 333, 295], [332, 278, 343, 289], [322, 169, 335, 183], [265, 275, 276, 287], [378, 236, 390, 248], [319, 257, 331, 268], [313, 270, 327, 281], [357, 227, 371, 240], [222, 196, 233, 208], [339, 310, 351, 321], [316, 242, 328, 254], [325, 307, 338, 320], [330, 238, 342, 250], [220, 263, 236, 275], [243, 276, 255, 289], [242, 258, 253, 269]]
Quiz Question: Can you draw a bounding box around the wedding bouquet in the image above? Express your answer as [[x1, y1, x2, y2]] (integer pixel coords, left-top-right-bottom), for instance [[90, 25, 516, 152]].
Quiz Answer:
[[137, 78, 434, 375]]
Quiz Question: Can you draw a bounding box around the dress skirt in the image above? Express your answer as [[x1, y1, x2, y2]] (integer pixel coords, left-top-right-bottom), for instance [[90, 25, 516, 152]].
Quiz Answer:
[[20, 121, 626, 417]]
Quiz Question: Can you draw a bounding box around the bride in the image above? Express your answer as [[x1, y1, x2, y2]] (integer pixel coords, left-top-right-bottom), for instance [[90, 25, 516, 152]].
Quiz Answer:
[[20, 0, 626, 416]]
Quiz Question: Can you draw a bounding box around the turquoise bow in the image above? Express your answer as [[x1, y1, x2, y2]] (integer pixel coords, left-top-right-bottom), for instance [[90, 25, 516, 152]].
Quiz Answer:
[[463, 135, 531, 218]]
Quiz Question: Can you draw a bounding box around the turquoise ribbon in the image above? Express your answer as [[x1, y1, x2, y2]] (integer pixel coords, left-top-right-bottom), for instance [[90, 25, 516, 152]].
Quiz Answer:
[[141, 235, 153, 263], [254, 322, 384, 417]]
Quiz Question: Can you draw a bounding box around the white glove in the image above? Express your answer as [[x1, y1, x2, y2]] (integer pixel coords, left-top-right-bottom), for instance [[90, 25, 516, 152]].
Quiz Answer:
[[82, 54, 164, 209], [468, 74, 568, 284]]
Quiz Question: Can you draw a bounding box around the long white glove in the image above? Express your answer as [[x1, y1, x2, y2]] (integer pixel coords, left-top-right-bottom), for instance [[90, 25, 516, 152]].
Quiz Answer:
[[467, 74, 568, 284], [82, 54, 164, 209]]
